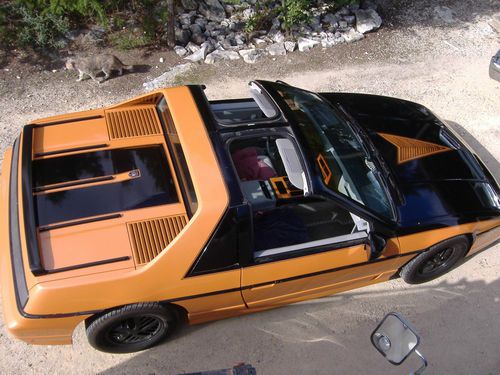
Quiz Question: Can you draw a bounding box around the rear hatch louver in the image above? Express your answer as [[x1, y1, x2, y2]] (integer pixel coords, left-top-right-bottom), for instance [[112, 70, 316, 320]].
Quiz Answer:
[[127, 215, 188, 265], [106, 107, 161, 139]]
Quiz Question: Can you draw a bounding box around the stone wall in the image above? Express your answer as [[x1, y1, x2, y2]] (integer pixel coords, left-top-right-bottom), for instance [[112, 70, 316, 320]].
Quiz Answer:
[[171, 0, 382, 64]]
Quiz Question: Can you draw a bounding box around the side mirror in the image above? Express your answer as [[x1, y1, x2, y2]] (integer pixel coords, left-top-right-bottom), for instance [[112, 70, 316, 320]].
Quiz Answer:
[[371, 313, 428, 374], [368, 232, 386, 260]]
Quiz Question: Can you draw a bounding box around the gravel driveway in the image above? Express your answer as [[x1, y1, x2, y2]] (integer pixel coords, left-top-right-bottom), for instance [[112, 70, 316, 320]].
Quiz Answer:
[[0, 1, 499, 374]]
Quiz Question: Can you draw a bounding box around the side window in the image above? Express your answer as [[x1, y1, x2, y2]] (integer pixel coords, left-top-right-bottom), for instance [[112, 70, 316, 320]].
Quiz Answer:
[[230, 135, 369, 261], [188, 207, 242, 276]]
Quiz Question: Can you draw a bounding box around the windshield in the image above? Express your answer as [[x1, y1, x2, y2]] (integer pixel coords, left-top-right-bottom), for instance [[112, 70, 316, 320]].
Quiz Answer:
[[274, 84, 393, 219]]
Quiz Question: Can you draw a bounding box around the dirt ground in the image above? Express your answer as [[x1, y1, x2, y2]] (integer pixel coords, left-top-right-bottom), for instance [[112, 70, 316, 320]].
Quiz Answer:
[[0, 0, 499, 374]]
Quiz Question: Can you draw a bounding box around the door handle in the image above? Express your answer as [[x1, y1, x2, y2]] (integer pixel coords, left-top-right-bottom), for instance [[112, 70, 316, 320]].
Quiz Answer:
[[249, 282, 277, 291]]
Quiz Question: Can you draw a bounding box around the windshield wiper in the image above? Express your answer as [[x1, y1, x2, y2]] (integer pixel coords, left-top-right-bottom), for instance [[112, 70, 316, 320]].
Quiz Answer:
[[336, 104, 375, 158], [336, 103, 404, 206]]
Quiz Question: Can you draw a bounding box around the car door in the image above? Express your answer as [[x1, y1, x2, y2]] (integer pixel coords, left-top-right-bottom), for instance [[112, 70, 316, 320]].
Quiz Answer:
[[240, 195, 405, 309]]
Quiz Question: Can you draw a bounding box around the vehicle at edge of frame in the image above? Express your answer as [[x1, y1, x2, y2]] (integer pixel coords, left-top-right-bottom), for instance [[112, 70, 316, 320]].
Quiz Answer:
[[1, 80, 499, 353]]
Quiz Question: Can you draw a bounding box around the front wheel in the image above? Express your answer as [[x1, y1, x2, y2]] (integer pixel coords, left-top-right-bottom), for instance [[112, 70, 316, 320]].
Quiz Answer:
[[400, 236, 469, 284], [86, 303, 176, 353]]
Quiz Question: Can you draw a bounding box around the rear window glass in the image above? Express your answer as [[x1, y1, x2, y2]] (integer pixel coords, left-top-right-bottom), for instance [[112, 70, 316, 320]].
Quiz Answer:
[[34, 146, 178, 226]]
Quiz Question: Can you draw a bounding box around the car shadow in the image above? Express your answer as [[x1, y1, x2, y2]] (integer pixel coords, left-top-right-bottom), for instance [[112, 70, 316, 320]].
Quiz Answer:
[[446, 120, 500, 179], [98, 262, 500, 375]]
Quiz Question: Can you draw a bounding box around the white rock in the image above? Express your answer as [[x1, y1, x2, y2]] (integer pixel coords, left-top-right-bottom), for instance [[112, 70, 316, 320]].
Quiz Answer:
[[284, 40, 296, 52], [174, 45, 188, 57], [298, 37, 319, 52], [143, 63, 194, 91], [185, 41, 200, 53], [200, 40, 216, 54], [342, 28, 364, 43], [338, 20, 348, 28], [321, 38, 335, 48], [253, 38, 267, 47], [354, 9, 382, 33], [52, 69, 57, 73], [267, 42, 286, 56], [205, 49, 240, 64], [270, 30, 285, 43], [159, 57, 164, 63], [184, 46, 207, 62], [239, 48, 265, 63]]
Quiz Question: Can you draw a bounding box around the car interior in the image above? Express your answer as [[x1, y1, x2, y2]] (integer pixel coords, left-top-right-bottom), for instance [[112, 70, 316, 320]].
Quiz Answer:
[[228, 135, 369, 260], [208, 83, 370, 260]]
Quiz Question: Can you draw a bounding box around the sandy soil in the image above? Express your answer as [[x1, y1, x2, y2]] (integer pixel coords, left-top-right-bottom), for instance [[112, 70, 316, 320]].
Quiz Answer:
[[0, 0, 499, 374]]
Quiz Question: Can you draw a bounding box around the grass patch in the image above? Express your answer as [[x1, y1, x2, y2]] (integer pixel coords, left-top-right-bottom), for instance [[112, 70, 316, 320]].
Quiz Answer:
[[108, 30, 151, 50]]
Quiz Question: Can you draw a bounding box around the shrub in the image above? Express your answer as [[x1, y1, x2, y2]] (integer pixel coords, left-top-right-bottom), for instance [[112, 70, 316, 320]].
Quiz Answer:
[[279, 0, 311, 33], [243, 0, 313, 35], [243, 1, 277, 34], [108, 30, 151, 50], [17, 0, 107, 23], [17, 5, 70, 49]]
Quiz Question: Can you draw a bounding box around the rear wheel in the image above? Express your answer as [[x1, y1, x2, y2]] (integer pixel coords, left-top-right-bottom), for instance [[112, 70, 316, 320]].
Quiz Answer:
[[86, 303, 176, 353], [400, 236, 469, 284]]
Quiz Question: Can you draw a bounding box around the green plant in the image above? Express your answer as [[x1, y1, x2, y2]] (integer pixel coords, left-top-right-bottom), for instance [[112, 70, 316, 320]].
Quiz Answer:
[[243, 13, 259, 33], [279, 0, 311, 33], [108, 29, 151, 50], [141, 0, 169, 39], [243, 1, 276, 34], [0, 3, 13, 47], [17, 0, 108, 23], [17, 5, 70, 49]]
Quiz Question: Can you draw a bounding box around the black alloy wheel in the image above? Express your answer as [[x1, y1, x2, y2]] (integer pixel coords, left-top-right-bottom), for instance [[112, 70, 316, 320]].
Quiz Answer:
[[418, 247, 454, 275], [400, 236, 469, 284], [86, 303, 176, 353], [106, 315, 164, 345]]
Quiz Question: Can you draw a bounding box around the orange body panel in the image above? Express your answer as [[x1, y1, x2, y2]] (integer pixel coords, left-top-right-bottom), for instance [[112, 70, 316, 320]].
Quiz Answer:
[[1, 86, 499, 347], [33, 113, 108, 155]]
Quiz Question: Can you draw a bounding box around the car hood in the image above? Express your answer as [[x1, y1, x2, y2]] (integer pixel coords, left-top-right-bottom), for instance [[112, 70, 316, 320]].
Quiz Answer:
[[321, 93, 499, 225]]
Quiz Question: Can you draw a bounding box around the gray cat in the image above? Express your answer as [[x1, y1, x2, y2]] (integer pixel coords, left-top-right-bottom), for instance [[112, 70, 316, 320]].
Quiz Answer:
[[66, 54, 134, 83]]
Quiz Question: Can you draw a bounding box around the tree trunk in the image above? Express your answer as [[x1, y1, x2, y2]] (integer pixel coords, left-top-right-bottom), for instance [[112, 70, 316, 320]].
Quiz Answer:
[[166, 0, 176, 49], [281, 0, 290, 36]]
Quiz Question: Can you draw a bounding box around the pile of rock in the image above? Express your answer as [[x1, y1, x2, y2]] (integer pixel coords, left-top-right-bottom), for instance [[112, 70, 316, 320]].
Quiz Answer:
[[171, 0, 382, 64]]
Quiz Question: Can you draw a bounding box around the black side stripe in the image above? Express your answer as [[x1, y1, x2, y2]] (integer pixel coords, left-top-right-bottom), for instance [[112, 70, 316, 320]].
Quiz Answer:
[[165, 250, 421, 303], [34, 175, 114, 193], [31, 115, 103, 128], [38, 213, 122, 232], [21, 250, 422, 319], [34, 143, 109, 158], [167, 287, 242, 303], [240, 250, 421, 291], [45, 256, 131, 274]]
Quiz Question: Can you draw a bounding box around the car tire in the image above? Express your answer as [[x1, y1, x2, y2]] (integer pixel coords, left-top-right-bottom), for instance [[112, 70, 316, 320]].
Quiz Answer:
[[400, 236, 469, 284], [86, 303, 176, 353]]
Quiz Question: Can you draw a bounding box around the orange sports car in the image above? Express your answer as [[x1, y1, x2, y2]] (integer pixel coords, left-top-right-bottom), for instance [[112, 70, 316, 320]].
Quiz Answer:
[[1, 81, 499, 353]]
